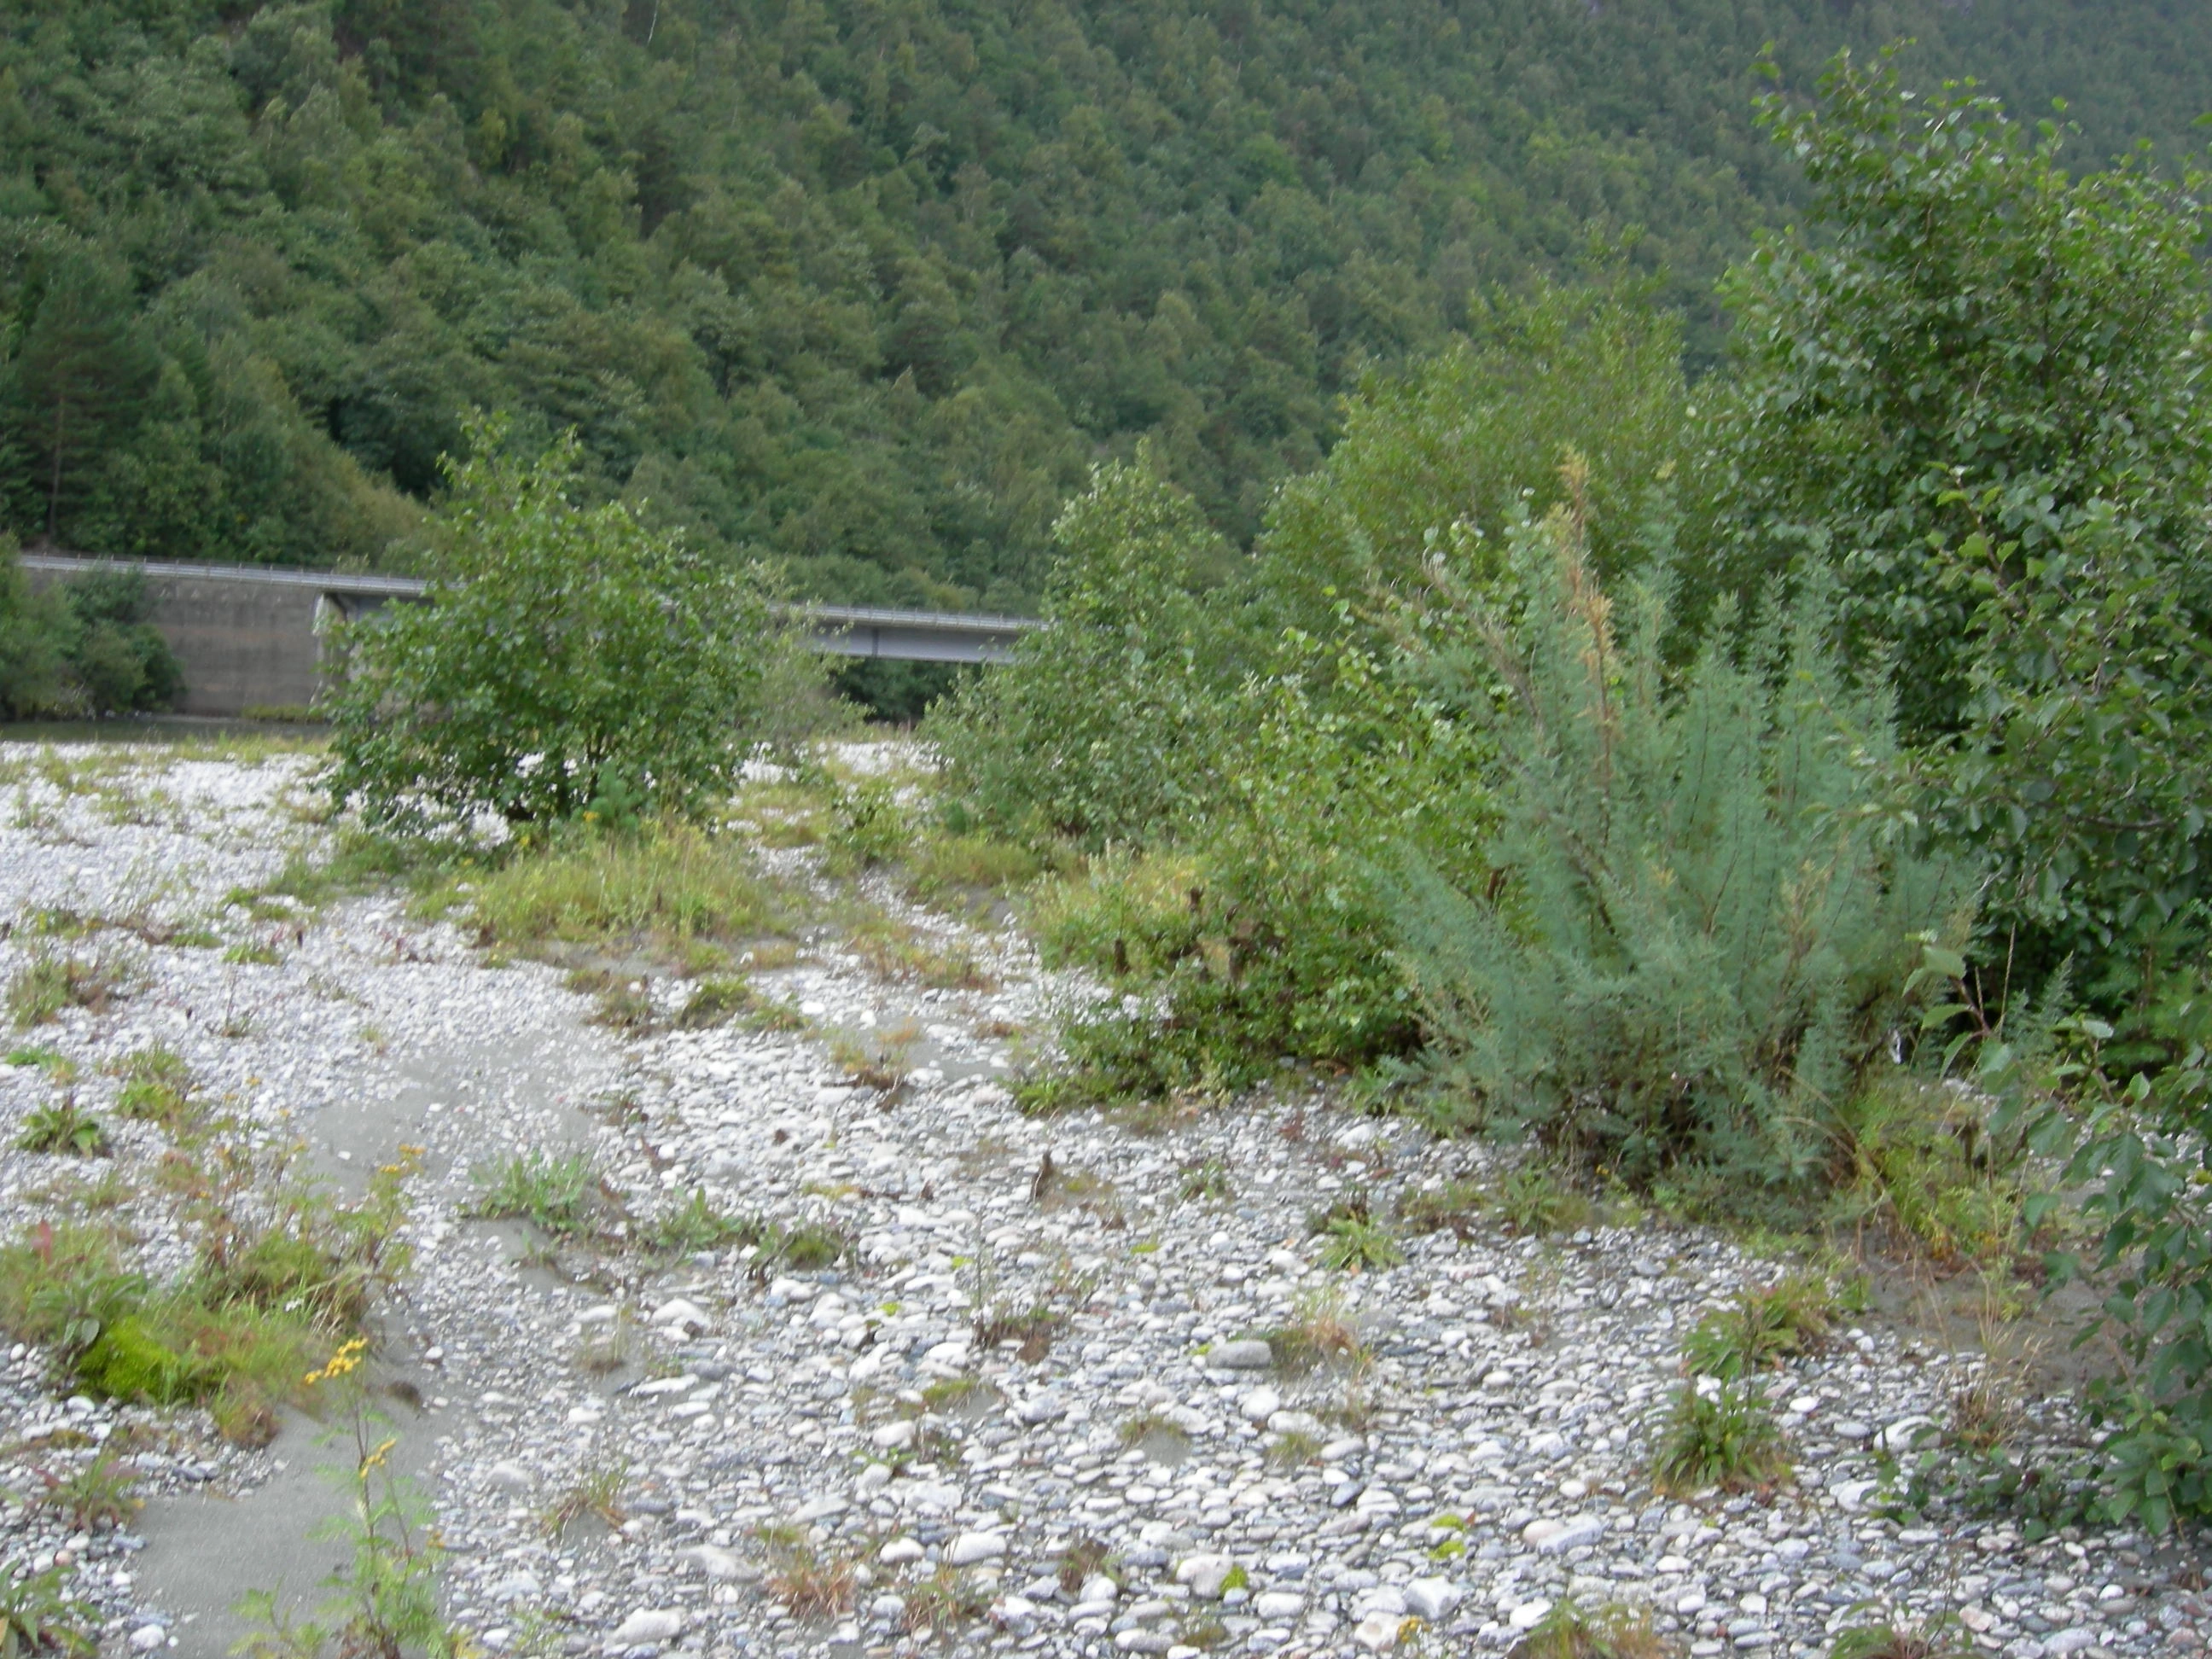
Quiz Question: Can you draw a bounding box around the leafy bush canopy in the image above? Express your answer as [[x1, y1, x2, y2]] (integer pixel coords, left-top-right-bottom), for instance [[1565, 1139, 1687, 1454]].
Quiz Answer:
[[326, 422, 804, 831], [1721, 46, 2212, 736], [1388, 478, 1972, 1190], [1254, 280, 1700, 646], [933, 451, 1242, 850], [0, 544, 183, 718], [1719, 49, 2212, 1001]]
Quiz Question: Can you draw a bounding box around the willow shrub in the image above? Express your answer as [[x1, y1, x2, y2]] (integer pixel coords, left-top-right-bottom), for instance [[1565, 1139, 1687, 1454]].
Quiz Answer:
[[1388, 488, 1973, 1196], [329, 420, 801, 833], [932, 451, 1243, 852]]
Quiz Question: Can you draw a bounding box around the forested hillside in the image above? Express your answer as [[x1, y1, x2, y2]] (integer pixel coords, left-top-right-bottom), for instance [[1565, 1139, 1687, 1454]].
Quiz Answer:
[[4, 0, 2211, 612]]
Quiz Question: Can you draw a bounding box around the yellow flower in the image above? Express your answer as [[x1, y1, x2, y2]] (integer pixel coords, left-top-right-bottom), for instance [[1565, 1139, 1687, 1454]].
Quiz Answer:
[[358, 1435, 398, 1475], [304, 1336, 369, 1385]]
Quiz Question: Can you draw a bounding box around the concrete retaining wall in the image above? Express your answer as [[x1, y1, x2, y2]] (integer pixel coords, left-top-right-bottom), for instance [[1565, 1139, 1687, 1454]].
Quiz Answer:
[[24, 559, 342, 719]]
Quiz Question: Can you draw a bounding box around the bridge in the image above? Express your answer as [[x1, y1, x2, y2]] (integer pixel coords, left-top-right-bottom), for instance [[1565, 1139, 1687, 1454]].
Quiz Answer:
[[20, 553, 1040, 718]]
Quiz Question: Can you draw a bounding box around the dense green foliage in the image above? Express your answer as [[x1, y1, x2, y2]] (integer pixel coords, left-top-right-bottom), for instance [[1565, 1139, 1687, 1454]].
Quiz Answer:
[[932, 451, 1236, 847], [952, 282, 1679, 1094], [6, 1, 2212, 612], [940, 46, 2212, 1526], [0, 547, 183, 716], [1720, 51, 2212, 1007], [326, 422, 799, 830], [1254, 282, 1697, 644], [1388, 492, 1970, 1191]]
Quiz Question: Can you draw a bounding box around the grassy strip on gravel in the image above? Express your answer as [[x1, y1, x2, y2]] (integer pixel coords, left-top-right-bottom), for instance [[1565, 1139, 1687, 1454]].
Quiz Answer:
[[431, 819, 782, 954], [0, 1150, 416, 1445]]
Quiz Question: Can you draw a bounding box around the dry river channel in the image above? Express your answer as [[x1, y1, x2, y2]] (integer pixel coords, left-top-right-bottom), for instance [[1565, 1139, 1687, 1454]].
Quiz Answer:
[[0, 740, 2206, 1659]]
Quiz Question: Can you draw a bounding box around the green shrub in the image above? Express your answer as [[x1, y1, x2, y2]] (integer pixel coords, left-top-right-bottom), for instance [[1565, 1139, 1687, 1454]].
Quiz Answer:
[[55, 567, 183, 715], [327, 419, 808, 832], [1024, 641, 1482, 1099], [2040, 987, 2212, 1529], [822, 777, 911, 874], [1720, 51, 2212, 1003], [1254, 280, 1699, 649], [1388, 486, 1972, 1196], [932, 451, 1242, 850], [0, 542, 73, 719]]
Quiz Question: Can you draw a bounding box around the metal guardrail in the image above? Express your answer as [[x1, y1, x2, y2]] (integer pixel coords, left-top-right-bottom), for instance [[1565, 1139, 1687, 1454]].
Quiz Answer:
[[20, 553, 1042, 665], [21, 551, 428, 597]]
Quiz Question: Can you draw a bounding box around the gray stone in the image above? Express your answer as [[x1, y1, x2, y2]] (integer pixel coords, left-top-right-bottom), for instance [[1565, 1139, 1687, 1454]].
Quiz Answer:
[[608, 1611, 683, 1646], [1214, 1339, 1273, 1370], [949, 1531, 1007, 1566]]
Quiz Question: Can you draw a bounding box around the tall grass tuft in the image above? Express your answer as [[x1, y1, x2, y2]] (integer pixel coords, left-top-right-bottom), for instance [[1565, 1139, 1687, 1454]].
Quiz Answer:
[[458, 820, 779, 948]]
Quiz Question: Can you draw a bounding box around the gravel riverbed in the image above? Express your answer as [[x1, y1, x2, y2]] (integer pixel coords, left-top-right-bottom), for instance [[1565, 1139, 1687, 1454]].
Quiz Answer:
[[0, 742, 2205, 1659]]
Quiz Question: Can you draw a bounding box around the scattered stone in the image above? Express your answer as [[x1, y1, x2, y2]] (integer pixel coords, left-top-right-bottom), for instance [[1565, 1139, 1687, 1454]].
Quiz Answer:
[[1404, 1578, 1462, 1621], [1353, 1613, 1410, 1652], [1174, 1554, 1237, 1599], [0, 737, 2202, 1659], [1212, 1339, 1272, 1371], [609, 1610, 683, 1645]]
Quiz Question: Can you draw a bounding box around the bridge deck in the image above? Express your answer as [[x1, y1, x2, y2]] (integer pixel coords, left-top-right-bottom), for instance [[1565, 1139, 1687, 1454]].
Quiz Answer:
[[18, 552, 1039, 714]]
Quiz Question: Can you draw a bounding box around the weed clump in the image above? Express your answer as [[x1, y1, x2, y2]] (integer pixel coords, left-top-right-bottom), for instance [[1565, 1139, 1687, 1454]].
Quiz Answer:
[[33, 1447, 141, 1532], [1507, 1597, 1669, 1659], [564, 969, 655, 1033], [1263, 1288, 1368, 1376], [113, 1046, 194, 1128], [1828, 1624, 1975, 1659], [453, 820, 780, 953], [470, 1152, 613, 1240], [644, 1190, 765, 1255], [7, 951, 130, 1028], [822, 777, 911, 874], [0, 1163, 410, 1447], [899, 1565, 990, 1636], [1650, 1381, 1790, 1496], [1831, 1074, 2040, 1266], [774, 1221, 848, 1272], [1682, 1273, 1836, 1380], [905, 832, 1042, 900], [543, 1458, 629, 1537], [675, 975, 805, 1032], [0, 1564, 96, 1657], [1118, 1411, 1190, 1456], [1317, 1214, 1402, 1273], [1177, 1159, 1232, 1202], [15, 1102, 110, 1157], [757, 1524, 857, 1619]]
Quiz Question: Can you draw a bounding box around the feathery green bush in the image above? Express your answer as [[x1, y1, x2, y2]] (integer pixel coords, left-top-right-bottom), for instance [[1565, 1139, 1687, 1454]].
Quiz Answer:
[[1388, 480, 1972, 1192]]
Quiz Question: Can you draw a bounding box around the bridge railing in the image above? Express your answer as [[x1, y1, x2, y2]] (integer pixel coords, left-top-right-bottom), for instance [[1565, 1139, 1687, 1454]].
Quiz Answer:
[[19, 552, 1043, 666]]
